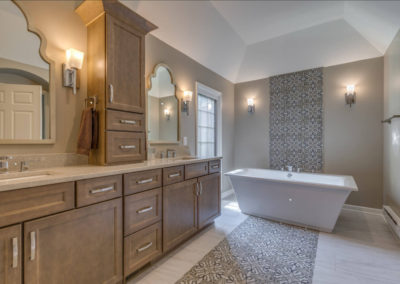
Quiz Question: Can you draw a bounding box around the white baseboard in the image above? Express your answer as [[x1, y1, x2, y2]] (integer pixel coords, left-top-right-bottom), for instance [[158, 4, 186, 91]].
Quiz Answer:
[[221, 188, 234, 199], [342, 204, 383, 216], [383, 206, 400, 240]]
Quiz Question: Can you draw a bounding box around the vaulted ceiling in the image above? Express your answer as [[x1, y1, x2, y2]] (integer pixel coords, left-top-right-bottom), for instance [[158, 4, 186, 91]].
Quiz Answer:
[[122, 1, 400, 83]]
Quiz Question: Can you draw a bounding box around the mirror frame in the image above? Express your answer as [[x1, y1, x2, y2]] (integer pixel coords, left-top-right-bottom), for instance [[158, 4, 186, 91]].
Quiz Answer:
[[146, 63, 180, 145], [0, 0, 56, 144]]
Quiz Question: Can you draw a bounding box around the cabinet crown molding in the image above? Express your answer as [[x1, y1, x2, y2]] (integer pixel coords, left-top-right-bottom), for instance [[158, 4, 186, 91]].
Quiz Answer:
[[75, 0, 157, 34]]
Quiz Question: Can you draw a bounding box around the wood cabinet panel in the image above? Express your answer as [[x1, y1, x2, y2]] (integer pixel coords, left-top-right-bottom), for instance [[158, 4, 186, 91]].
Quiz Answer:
[[0, 225, 21, 284], [0, 182, 74, 228], [198, 173, 221, 229], [209, 160, 221, 174], [163, 166, 184, 186], [124, 169, 162, 195], [163, 179, 198, 252], [24, 198, 123, 284], [76, 175, 122, 207], [106, 15, 144, 113], [185, 162, 208, 180], [106, 110, 145, 132], [124, 188, 162, 236], [124, 222, 162, 276], [106, 131, 146, 164]]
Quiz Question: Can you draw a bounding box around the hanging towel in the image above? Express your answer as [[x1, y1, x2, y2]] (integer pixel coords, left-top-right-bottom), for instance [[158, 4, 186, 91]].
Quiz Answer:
[[91, 109, 99, 149], [77, 108, 93, 155]]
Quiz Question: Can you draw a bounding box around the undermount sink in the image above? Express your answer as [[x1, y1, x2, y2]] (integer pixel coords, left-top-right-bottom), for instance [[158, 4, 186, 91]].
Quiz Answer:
[[0, 170, 53, 182]]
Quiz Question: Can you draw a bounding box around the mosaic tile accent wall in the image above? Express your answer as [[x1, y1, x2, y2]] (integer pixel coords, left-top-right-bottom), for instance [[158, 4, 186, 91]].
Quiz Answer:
[[269, 68, 323, 172]]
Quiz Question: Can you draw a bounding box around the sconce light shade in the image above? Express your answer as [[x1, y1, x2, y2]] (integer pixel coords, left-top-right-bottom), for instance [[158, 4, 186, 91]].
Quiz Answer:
[[345, 85, 356, 107], [181, 90, 192, 116], [164, 108, 171, 120], [247, 98, 255, 113], [63, 48, 84, 95]]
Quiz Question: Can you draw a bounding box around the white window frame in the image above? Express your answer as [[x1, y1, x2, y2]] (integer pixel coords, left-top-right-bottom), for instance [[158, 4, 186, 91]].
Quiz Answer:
[[195, 82, 222, 157]]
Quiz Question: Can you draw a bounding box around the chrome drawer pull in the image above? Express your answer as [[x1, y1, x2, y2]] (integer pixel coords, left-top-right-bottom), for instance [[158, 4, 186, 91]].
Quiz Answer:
[[120, 145, 136, 150], [12, 237, 18, 268], [199, 181, 203, 195], [168, 173, 180, 178], [137, 178, 153, 184], [120, 119, 136, 125], [30, 232, 36, 261], [90, 186, 114, 194], [137, 206, 153, 214], [137, 242, 153, 253], [211, 165, 219, 169], [109, 84, 114, 103]]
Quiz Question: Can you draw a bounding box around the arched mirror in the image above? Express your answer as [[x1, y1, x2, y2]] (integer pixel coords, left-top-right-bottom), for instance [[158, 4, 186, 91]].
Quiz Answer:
[[147, 64, 179, 144], [0, 0, 55, 144]]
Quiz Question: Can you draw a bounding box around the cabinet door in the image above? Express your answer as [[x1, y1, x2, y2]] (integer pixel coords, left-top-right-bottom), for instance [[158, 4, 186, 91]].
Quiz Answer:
[[0, 225, 21, 284], [24, 199, 123, 284], [106, 14, 145, 113], [198, 173, 221, 229], [163, 179, 198, 252]]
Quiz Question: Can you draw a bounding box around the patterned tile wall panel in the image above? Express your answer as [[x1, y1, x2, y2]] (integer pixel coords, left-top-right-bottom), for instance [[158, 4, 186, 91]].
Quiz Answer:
[[269, 68, 323, 172]]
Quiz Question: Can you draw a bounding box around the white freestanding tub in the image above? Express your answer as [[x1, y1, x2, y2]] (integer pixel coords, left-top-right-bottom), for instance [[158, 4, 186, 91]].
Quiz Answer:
[[225, 168, 358, 232]]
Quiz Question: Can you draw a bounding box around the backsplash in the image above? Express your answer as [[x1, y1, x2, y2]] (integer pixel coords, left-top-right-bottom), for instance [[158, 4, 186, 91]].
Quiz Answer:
[[4, 153, 88, 171], [269, 68, 323, 172]]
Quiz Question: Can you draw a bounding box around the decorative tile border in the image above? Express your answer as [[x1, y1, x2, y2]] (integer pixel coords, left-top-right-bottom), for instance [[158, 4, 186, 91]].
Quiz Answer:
[[269, 68, 323, 172]]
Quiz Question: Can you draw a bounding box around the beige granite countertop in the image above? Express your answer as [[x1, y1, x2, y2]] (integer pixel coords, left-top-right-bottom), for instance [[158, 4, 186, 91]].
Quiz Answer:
[[0, 156, 222, 192]]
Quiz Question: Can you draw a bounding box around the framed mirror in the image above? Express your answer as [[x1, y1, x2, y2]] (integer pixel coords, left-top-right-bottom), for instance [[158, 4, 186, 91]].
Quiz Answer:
[[0, 0, 55, 144], [147, 63, 179, 144]]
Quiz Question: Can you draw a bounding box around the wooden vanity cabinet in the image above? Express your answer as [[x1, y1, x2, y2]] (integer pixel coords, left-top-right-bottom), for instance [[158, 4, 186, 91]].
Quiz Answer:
[[0, 225, 22, 284], [24, 198, 123, 284], [197, 173, 221, 229], [163, 179, 198, 252], [76, 0, 157, 165]]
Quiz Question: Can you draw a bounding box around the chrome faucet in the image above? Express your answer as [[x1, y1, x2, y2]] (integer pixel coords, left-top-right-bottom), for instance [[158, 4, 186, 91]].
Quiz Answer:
[[0, 156, 12, 174], [20, 161, 29, 172], [166, 149, 176, 158], [286, 165, 293, 172]]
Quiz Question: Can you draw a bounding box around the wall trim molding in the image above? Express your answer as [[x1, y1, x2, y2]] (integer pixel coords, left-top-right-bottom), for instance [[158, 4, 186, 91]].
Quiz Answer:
[[383, 205, 400, 240], [342, 204, 383, 216], [221, 188, 234, 199]]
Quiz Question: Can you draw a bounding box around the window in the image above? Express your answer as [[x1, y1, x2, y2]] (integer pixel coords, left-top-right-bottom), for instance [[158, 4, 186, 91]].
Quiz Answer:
[[196, 82, 221, 157], [197, 94, 216, 156]]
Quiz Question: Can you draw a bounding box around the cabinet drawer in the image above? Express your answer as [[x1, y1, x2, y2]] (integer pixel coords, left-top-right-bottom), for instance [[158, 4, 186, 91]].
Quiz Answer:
[[185, 162, 209, 180], [76, 175, 122, 207], [106, 131, 145, 164], [124, 222, 162, 275], [163, 166, 184, 186], [124, 188, 162, 236], [124, 169, 162, 195], [106, 109, 145, 132], [209, 160, 221, 173], [0, 182, 74, 228]]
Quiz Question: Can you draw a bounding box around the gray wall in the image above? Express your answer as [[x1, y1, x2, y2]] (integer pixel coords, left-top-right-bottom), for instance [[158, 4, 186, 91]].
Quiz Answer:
[[384, 30, 400, 217], [146, 35, 235, 192], [234, 57, 384, 208]]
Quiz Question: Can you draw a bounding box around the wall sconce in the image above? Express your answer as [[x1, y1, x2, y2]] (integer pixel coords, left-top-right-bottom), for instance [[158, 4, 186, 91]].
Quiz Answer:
[[181, 90, 192, 116], [164, 108, 171, 120], [63, 48, 84, 95], [345, 85, 356, 107], [247, 98, 255, 113]]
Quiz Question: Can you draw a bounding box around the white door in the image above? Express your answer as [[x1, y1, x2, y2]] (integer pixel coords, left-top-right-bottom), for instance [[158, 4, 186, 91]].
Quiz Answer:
[[0, 83, 42, 140]]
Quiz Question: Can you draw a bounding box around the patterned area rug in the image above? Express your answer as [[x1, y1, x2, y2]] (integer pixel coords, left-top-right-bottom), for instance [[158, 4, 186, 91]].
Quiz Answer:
[[177, 216, 319, 284]]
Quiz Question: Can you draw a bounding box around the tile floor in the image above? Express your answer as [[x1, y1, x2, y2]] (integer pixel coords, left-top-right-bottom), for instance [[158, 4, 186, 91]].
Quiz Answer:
[[128, 194, 400, 284]]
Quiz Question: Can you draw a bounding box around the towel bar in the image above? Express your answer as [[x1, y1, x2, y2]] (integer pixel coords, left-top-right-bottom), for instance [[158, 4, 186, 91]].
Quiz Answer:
[[382, 115, 400, 124]]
